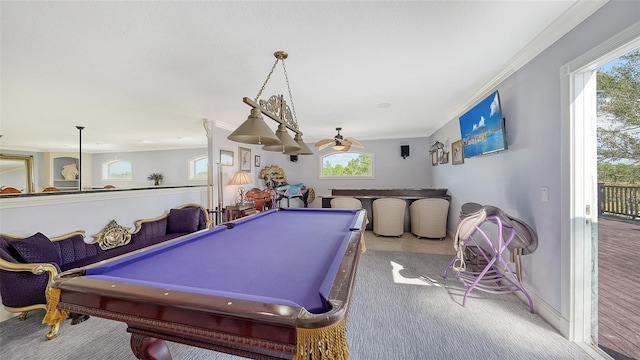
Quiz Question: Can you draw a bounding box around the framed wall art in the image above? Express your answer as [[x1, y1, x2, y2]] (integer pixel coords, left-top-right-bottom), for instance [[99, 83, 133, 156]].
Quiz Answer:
[[239, 147, 251, 172], [452, 140, 464, 165], [254, 155, 261, 168], [440, 151, 449, 164], [220, 149, 234, 166], [431, 151, 439, 166]]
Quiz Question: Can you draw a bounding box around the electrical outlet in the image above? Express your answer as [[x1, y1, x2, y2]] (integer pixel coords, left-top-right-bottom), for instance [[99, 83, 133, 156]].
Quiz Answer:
[[541, 187, 549, 202]]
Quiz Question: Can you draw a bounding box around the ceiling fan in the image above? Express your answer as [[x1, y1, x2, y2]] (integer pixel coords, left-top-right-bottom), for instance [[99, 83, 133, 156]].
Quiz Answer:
[[314, 127, 365, 151]]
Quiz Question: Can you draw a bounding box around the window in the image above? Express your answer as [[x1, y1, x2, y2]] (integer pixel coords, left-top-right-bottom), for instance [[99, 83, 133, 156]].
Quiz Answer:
[[102, 160, 132, 180], [319, 151, 374, 179], [189, 155, 208, 180]]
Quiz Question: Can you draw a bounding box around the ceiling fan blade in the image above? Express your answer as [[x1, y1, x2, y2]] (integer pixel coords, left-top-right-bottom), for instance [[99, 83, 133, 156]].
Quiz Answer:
[[346, 137, 364, 148], [342, 143, 351, 151], [318, 142, 334, 150], [315, 138, 334, 147]]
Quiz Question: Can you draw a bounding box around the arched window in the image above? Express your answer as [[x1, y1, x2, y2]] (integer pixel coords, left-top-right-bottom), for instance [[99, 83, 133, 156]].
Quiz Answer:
[[102, 160, 132, 180], [319, 151, 374, 179], [189, 155, 208, 180]]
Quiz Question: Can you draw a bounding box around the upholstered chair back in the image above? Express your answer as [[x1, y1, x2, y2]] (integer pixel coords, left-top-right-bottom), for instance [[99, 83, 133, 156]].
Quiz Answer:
[[372, 198, 406, 237], [409, 198, 450, 239], [330, 197, 363, 210], [0, 187, 21, 194]]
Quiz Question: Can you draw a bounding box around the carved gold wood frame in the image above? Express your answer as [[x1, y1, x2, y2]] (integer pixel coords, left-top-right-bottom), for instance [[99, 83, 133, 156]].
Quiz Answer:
[[452, 140, 464, 165], [93, 220, 132, 250], [0, 153, 35, 193]]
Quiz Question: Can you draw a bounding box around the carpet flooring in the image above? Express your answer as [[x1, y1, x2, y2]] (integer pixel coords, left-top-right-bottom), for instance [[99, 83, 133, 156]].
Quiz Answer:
[[0, 250, 590, 359]]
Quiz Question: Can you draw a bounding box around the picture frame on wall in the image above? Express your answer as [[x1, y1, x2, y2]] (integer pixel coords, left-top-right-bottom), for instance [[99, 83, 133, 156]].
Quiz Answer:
[[431, 151, 439, 166], [239, 147, 251, 172], [220, 149, 234, 166], [254, 155, 261, 168], [452, 140, 464, 165], [440, 151, 449, 164]]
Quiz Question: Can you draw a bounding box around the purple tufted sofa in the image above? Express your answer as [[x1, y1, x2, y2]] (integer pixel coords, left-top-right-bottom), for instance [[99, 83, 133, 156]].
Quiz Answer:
[[0, 203, 210, 340]]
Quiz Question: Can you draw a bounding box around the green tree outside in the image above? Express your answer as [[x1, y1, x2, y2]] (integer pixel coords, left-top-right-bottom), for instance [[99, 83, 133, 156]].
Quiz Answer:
[[597, 49, 640, 166], [598, 163, 640, 185], [322, 154, 372, 176], [109, 172, 131, 179]]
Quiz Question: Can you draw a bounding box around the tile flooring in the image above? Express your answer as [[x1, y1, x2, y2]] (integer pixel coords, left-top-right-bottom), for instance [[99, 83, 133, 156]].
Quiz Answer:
[[363, 230, 457, 256]]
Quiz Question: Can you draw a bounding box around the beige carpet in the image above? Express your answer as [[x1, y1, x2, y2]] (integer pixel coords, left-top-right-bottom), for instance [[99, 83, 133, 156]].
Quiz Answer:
[[0, 251, 591, 360]]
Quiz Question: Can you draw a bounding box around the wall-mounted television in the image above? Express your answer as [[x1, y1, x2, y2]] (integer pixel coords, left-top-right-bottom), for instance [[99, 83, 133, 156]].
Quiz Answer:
[[458, 90, 507, 158]]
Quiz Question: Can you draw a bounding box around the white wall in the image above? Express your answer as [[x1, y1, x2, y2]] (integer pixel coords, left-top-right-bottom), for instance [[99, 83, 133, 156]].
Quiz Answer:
[[259, 137, 434, 207], [3, 131, 436, 209], [429, 0, 639, 327], [91, 149, 209, 188], [0, 188, 207, 240], [87, 129, 256, 210]]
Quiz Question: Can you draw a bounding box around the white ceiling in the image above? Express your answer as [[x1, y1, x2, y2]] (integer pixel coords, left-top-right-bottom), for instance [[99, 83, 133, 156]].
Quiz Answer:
[[0, 1, 604, 153]]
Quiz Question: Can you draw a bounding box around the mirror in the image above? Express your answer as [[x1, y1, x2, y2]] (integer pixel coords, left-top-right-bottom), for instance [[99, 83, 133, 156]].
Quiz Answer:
[[0, 154, 35, 193]]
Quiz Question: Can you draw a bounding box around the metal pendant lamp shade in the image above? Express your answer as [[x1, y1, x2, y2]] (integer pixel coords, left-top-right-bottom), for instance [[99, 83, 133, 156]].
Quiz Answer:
[[227, 108, 280, 145], [229, 51, 310, 155], [262, 124, 301, 153], [285, 133, 314, 155]]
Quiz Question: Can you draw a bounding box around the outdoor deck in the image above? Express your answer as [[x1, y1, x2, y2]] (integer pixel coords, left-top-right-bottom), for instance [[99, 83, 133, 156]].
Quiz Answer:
[[598, 216, 640, 360]]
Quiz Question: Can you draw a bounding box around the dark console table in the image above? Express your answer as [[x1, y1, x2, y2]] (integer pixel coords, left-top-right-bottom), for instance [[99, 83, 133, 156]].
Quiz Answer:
[[320, 188, 450, 231]]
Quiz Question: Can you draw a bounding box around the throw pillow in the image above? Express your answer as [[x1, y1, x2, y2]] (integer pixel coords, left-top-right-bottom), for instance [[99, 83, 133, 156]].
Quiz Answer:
[[10, 232, 62, 265], [167, 207, 200, 234]]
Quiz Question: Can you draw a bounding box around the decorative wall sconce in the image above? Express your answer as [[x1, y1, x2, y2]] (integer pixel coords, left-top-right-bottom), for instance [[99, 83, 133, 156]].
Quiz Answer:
[[227, 51, 313, 156]]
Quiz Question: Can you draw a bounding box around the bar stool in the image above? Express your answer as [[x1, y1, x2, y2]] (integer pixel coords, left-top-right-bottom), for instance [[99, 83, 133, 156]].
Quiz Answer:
[[372, 198, 406, 237]]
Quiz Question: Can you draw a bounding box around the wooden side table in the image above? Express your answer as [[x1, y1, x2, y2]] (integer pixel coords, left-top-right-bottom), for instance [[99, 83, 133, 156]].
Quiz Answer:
[[224, 204, 255, 222]]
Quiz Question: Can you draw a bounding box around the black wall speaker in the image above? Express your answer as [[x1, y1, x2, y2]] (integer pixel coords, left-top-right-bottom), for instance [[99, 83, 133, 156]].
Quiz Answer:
[[401, 145, 410, 159], [290, 155, 299, 162]]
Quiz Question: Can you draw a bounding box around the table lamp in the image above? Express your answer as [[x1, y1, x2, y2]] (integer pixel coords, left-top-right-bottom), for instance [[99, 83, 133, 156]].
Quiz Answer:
[[228, 170, 253, 205]]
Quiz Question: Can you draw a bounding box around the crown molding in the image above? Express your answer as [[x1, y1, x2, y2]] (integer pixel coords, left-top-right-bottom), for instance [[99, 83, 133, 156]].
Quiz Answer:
[[433, 0, 608, 135]]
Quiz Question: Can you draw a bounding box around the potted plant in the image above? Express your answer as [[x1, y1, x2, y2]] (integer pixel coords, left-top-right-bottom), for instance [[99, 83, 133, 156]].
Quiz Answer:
[[147, 173, 164, 186]]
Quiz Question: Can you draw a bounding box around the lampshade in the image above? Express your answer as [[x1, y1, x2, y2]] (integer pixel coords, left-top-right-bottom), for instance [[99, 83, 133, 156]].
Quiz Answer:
[[228, 170, 253, 186], [262, 124, 301, 153], [285, 133, 314, 155], [227, 108, 280, 145]]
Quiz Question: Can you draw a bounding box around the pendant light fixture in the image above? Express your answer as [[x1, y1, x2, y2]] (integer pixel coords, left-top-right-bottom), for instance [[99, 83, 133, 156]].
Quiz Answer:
[[227, 51, 312, 155]]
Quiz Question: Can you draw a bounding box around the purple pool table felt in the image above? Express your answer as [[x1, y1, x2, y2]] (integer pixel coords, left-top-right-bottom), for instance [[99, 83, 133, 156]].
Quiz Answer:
[[84, 208, 362, 313]]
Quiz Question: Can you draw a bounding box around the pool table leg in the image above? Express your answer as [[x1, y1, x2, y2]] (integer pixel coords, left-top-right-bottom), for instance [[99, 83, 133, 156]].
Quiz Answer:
[[130, 333, 172, 360]]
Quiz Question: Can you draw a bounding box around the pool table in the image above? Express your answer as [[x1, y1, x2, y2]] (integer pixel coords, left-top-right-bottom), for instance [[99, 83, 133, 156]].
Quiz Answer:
[[52, 208, 366, 360]]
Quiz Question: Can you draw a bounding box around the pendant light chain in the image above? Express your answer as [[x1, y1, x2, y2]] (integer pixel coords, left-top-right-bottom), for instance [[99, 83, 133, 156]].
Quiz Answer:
[[230, 51, 313, 155], [254, 58, 280, 102], [281, 59, 298, 126]]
